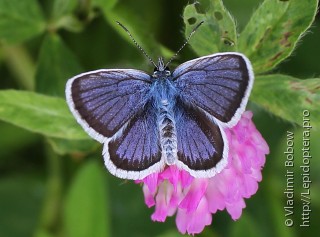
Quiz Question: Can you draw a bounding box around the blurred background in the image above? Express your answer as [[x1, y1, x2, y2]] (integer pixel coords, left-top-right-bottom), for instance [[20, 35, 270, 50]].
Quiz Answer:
[[0, 0, 319, 237]]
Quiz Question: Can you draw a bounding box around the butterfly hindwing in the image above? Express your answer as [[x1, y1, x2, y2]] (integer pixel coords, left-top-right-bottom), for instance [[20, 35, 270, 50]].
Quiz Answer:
[[172, 52, 253, 127], [174, 98, 228, 178], [66, 69, 152, 142], [104, 101, 164, 179]]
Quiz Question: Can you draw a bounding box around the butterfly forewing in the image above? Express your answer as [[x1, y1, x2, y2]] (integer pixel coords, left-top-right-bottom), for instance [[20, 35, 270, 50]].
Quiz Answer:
[[172, 52, 254, 127], [66, 69, 152, 142]]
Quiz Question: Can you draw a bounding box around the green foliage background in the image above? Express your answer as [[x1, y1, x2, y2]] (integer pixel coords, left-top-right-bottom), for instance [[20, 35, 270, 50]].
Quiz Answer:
[[0, 0, 319, 236]]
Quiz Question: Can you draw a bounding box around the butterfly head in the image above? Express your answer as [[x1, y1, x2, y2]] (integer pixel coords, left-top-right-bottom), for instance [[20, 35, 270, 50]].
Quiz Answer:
[[153, 57, 171, 78]]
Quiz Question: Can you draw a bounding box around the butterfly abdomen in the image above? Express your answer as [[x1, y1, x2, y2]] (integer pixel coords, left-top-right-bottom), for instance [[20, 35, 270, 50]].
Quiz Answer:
[[157, 97, 178, 165]]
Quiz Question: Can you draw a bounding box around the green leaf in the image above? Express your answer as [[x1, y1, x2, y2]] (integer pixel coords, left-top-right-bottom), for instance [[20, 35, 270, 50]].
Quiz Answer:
[[183, 0, 237, 56], [265, 177, 297, 237], [49, 0, 85, 33], [102, 0, 163, 59], [0, 176, 45, 237], [0, 90, 89, 139], [272, 128, 320, 207], [238, 0, 318, 74], [53, 15, 85, 33], [93, 0, 117, 14], [251, 75, 320, 128], [0, 122, 39, 161], [34, 229, 54, 237], [64, 161, 110, 237], [267, 127, 320, 236], [0, 0, 46, 44], [156, 230, 186, 237], [52, 0, 78, 19], [229, 213, 262, 237], [48, 138, 98, 156], [36, 33, 83, 97]]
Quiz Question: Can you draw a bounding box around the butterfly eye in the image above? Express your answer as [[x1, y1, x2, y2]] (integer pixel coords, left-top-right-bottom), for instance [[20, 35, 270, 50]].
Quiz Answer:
[[153, 67, 158, 72], [164, 67, 170, 76]]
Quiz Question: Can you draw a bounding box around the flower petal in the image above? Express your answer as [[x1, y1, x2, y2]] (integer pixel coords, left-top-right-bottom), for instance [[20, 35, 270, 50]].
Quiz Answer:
[[142, 184, 155, 207], [226, 198, 246, 220], [138, 110, 269, 234], [179, 178, 208, 213], [176, 197, 212, 235]]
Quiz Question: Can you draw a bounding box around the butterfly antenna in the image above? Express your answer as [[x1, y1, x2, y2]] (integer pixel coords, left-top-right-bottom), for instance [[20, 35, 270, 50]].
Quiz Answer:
[[165, 20, 204, 68], [116, 21, 157, 68]]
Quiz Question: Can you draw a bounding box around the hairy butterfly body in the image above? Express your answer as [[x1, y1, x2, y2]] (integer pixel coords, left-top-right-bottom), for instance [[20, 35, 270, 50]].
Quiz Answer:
[[66, 52, 254, 180]]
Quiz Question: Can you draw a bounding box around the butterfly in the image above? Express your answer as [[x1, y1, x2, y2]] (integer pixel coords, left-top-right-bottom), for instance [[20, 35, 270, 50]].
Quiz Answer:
[[65, 22, 254, 180]]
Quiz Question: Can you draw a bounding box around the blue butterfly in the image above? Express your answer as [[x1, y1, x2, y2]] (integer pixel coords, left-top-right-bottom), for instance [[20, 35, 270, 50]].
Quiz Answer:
[[65, 22, 254, 180]]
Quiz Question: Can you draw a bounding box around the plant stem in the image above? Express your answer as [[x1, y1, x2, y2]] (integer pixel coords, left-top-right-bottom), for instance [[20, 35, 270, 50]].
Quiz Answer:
[[34, 141, 63, 237], [2, 45, 35, 90]]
